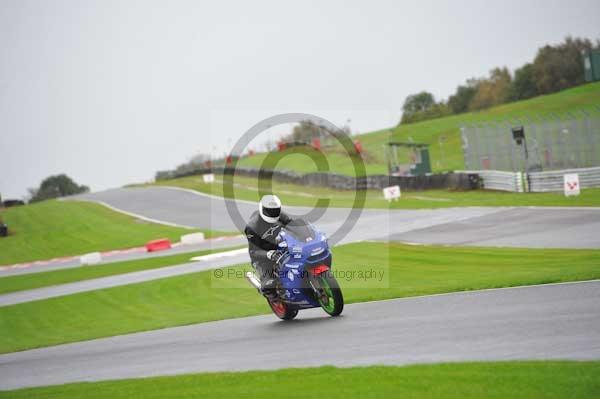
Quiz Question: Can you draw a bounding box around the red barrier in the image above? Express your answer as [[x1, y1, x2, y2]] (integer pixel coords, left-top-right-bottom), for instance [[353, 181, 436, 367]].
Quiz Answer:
[[353, 139, 362, 154], [277, 142, 287, 152], [312, 138, 321, 150], [145, 238, 172, 252]]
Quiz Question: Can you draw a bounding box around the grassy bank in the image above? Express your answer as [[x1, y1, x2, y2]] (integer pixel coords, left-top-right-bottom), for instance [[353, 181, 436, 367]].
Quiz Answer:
[[2, 242, 599, 353], [153, 174, 600, 208], [2, 362, 599, 399], [0, 245, 244, 295], [236, 82, 600, 175], [0, 200, 231, 266]]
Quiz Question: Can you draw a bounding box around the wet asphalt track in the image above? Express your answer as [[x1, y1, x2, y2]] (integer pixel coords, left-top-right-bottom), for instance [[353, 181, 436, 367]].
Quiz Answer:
[[1, 281, 599, 390], [1, 187, 599, 390], [2, 186, 600, 306], [75, 186, 600, 249]]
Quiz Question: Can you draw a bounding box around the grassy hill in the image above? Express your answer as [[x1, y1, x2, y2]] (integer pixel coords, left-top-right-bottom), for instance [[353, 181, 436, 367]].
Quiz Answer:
[[237, 82, 600, 176], [0, 200, 227, 266]]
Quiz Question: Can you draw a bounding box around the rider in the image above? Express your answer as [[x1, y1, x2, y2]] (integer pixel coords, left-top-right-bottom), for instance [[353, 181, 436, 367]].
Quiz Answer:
[[244, 194, 292, 296]]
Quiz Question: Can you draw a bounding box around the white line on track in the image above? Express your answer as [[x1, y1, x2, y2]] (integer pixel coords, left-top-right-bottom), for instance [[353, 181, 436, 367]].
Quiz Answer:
[[72, 198, 199, 230]]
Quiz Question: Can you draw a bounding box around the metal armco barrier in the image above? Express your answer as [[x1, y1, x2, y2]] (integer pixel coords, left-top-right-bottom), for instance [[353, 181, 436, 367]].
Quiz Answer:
[[528, 166, 600, 192], [458, 170, 524, 192], [460, 167, 600, 192]]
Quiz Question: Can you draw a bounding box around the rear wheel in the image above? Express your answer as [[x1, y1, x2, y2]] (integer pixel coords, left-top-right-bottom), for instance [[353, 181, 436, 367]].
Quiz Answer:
[[267, 298, 298, 320], [315, 274, 344, 316]]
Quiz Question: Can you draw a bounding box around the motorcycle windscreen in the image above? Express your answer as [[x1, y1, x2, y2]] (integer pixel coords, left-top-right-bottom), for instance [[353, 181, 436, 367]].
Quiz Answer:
[[283, 218, 315, 242]]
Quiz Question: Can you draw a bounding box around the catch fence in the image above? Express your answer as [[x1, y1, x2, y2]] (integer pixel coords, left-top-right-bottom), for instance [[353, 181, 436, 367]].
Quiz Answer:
[[461, 112, 600, 173]]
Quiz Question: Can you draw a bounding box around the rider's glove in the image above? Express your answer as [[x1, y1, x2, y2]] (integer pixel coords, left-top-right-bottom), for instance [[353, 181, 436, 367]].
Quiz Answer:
[[267, 250, 287, 265]]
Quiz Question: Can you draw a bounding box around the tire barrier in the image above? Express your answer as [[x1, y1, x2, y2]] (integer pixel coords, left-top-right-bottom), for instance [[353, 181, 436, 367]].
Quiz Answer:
[[157, 166, 477, 191], [0, 223, 8, 237], [145, 238, 172, 252]]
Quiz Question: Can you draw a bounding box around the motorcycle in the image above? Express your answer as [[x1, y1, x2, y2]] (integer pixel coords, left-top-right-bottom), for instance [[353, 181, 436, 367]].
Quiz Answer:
[[245, 219, 344, 320]]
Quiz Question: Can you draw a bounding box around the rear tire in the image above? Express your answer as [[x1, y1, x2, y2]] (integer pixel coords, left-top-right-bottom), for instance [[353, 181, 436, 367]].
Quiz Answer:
[[267, 298, 298, 320], [315, 274, 344, 316]]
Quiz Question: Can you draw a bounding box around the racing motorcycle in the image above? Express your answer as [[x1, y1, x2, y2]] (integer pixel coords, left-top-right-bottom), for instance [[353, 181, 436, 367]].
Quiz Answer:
[[245, 219, 344, 320]]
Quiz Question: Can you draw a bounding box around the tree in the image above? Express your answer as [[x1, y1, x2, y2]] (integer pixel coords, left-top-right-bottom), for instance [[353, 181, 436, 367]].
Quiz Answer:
[[468, 67, 512, 111], [401, 91, 435, 120], [448, 79, 478, 114], [399, 91, 453, 124], [29, 174, 89, 203], [290, 120, 321, 143], [532, 36, 596, 94], [285, 120, 348, 144], [509, 63, 537, 101]]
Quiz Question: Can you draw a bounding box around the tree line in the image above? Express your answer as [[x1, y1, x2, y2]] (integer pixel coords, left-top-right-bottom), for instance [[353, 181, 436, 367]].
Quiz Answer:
[[400, 36, 600, 124]]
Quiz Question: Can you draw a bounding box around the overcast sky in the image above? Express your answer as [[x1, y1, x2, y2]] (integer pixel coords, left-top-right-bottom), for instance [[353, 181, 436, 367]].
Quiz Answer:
[[1, 0, 599, 198]]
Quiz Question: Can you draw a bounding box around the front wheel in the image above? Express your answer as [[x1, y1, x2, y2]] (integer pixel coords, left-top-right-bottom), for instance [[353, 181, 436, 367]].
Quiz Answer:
[[267, 298, 298, 320], [314, 273, 344, 316]]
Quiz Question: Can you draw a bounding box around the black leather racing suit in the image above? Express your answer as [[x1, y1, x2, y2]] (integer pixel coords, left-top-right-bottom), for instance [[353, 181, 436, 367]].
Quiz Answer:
[[244, 210, 292, 285]]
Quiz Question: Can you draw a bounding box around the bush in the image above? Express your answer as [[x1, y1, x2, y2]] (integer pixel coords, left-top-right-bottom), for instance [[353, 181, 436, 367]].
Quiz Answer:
[[3, 199, 25, 207], [29, 174, 89, 203], [400, 92, 450, 124]]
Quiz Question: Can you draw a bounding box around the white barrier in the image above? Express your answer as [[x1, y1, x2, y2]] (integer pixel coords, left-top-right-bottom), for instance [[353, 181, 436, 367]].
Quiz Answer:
[[461, 166, 600, 193], [80, 252, 102, 266], [528, 167, 600, 192], [458, 170, 524, 192], [180, 232, 205, 245]]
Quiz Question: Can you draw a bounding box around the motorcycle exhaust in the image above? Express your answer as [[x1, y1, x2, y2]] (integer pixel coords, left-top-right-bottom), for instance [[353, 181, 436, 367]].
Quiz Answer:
[[245, 271, 262, 292]]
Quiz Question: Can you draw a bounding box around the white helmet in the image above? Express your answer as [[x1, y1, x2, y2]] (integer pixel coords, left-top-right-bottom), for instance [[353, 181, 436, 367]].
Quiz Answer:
[[259, 195, 282, 223]]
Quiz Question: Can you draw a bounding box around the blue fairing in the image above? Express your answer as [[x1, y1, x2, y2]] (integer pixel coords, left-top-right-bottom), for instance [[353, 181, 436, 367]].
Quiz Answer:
[[276, 221, 331, 309]]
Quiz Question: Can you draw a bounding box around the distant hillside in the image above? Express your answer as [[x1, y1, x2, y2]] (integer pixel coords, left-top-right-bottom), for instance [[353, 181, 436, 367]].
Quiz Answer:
[[237, 81, 600, 176]]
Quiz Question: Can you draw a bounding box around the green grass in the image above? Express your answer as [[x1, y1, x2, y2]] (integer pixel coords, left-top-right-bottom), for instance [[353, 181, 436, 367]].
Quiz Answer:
[[2, 362, 599, 399], [0, 200, 231, 266], [237, 82, 600, 175], [153, 174, 600, 208], [2, 242, 599, 353], [0, 245, 244, 295]]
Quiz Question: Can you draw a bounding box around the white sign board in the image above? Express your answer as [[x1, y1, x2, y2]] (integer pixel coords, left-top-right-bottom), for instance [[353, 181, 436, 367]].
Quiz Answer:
[[202, 173, 215, 184], [180, 232, 205, 245], [80, 252, 102, 266], [563, 173, 580, 196], [383, 185, 401, 201]]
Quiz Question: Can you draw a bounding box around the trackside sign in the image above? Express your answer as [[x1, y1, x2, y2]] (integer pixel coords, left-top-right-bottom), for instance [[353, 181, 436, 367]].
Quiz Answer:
[[563, 173, 580, 196], [203, 173, 215, 183], [383, 185, 401, 201]]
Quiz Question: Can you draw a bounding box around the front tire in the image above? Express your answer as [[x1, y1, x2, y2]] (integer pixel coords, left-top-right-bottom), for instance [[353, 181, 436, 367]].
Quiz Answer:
[[267, 298, 298, 320], [315, 274, 344, 316]]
